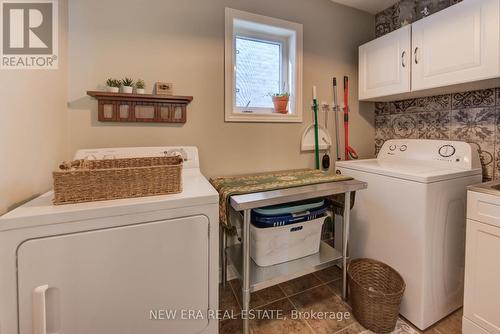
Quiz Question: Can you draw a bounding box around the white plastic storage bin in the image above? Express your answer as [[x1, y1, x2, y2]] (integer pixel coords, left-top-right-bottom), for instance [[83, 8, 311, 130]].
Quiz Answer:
[[250, 216, 326, 267]]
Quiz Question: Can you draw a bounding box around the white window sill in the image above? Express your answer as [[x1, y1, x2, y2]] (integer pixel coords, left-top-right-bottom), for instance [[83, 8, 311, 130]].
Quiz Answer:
[[226, 112, 302, 123]]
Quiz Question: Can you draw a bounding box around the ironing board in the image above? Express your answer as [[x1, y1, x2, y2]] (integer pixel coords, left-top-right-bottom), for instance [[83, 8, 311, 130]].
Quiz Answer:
[[213, 170, 367, 334]]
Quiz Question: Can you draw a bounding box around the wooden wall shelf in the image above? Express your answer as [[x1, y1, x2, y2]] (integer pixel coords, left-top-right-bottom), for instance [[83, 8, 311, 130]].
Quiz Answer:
[[87, 91, 193, 123]]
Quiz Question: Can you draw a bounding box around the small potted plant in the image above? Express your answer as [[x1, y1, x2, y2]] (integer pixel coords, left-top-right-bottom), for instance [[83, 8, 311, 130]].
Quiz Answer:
[[121, 77, 134, 93], [136, 79, 146, 94], [272, 93, 290, 114], [106, 78, 120, 93]]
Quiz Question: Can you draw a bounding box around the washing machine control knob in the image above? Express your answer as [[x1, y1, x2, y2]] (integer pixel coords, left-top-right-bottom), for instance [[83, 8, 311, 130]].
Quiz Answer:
[[400, 145, 407, 152], [389, 145, 397, 151], [438, 145, 456, 158]]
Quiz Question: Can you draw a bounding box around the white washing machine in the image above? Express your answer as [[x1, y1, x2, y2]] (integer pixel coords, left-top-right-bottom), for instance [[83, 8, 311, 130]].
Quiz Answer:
[[336, 139, 482, 330], [0, 147, 219, 334]]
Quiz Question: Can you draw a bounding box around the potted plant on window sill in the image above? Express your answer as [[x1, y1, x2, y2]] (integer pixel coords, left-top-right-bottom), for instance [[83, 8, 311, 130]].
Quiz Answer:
[[272, 93, 290, 114], [106, 78, 120, 93], [121, 77, 134, 93], [135, 79, 146, 94]]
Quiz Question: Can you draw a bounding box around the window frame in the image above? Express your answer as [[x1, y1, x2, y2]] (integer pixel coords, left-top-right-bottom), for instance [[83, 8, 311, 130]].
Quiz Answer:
[[225, 8, 303, 123]]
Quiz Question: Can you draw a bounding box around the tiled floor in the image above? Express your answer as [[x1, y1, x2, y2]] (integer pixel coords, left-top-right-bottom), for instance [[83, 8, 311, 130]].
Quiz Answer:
[[219, 267, 463, 334]]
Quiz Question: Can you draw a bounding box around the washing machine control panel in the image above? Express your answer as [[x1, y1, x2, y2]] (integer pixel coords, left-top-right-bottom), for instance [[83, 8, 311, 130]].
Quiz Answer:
[[378, 139, 480, 170], [438, 145, 456, 158]]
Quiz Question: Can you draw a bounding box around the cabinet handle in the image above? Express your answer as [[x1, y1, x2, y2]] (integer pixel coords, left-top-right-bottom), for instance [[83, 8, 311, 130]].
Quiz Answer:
[[401, 51, 406, 68], [33, 285, 49, 334], [414, 47, 419, 64]]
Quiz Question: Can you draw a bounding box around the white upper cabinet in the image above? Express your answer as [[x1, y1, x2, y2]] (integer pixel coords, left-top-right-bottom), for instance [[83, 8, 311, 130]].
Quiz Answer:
[[412, 0, 500, 91], [359, 25, 411, 100], [359, 0, 500, 101]]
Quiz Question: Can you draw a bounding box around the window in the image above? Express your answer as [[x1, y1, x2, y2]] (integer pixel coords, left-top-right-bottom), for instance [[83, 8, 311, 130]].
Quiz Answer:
[[235, 37, 282, 110], [225, 8, 303, 122]]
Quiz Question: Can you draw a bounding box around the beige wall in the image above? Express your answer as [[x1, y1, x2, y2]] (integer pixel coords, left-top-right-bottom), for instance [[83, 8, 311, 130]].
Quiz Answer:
[[68, 0, 375, 178], [0, 0, 68, 214]]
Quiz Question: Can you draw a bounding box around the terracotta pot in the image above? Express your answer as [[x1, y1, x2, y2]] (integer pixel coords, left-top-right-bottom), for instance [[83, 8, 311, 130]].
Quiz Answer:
[[272, 96, 289, 114]]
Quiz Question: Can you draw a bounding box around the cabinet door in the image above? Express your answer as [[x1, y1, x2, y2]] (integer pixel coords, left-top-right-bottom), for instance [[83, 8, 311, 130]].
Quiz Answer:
[[359, 25, 411, 100], [412, 0, 500, 91], [463, 219, 500, 334], [17, 216, 211, 334]]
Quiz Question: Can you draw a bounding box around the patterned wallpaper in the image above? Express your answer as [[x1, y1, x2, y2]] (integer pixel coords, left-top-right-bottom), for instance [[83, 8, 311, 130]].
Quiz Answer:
[[374, 0, 499, 181], [375, 0, 461, 38], [375, 90, 500, 180]]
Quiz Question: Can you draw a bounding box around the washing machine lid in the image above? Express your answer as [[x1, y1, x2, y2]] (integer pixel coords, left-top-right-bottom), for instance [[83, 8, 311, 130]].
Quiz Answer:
[[337, 139, 482, 183], [336, 159, 481, 183]]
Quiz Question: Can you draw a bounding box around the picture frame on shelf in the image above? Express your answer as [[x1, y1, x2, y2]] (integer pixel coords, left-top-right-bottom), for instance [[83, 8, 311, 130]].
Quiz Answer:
[[155, 82, 173, 95]]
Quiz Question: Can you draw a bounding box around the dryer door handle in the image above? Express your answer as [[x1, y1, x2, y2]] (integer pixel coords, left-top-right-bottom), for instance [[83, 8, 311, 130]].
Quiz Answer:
[[33, 285, 49, 334]]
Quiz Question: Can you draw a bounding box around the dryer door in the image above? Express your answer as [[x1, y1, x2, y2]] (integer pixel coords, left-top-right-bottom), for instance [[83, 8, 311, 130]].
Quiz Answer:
[[17, 215, 210, 334]]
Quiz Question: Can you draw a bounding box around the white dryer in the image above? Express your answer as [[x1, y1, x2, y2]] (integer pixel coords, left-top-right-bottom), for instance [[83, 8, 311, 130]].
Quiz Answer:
[[336, 139, 482, 330], [0, 147, 219, 334]]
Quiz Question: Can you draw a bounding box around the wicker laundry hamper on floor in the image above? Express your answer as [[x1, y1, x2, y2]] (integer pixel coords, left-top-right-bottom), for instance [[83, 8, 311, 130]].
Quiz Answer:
[[348, 258, 406, 333]]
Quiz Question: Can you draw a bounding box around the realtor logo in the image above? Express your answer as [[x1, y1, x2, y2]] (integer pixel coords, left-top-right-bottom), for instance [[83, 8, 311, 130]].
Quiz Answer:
[[1, 0, 58, 69]]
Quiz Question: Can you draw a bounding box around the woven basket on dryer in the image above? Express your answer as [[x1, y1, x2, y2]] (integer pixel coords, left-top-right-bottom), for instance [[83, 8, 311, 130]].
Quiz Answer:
[[53, 156, 183, 205], [348, 258, 406, 333]]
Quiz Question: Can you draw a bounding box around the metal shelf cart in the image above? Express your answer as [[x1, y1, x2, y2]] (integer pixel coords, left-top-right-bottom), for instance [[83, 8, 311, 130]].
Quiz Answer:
[[221, 179, 367, 334]]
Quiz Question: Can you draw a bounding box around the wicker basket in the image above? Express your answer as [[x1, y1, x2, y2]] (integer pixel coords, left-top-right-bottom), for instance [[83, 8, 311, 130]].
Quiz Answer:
[[53, 156, 183, 205], [348, 258, 406, 333]]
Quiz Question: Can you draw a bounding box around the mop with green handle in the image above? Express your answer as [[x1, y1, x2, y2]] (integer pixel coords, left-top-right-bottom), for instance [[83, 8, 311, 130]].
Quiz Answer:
[[312, 86, 320, 170]]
